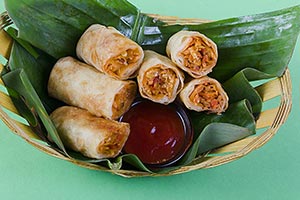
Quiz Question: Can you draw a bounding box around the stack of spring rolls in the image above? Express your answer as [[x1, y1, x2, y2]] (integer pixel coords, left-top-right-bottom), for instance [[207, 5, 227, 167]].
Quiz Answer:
[[48, 24, 229, 160], [48, 24, 143, 159]]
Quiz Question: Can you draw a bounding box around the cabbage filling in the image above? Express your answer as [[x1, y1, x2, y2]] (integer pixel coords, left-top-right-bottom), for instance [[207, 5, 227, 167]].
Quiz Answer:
[[105, 48, 140, 77], [189, 81, 224, 110], [180, 36, 217, 73], [143, 66, 177, 99], [112, 82, 136, 119]]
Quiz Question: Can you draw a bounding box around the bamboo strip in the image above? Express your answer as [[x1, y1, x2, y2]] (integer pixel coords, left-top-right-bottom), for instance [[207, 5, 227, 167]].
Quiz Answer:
[[211, 137, 256, 154], [13, 120, 40, 140], [256, 78, 281, 102], [0, 91, 19, 114], [256, 108, 279, 129], [0, 64, 3, 85], [0, 106, 26, 138], [252, 69, 292, 150], [0, 30, 13, 59]]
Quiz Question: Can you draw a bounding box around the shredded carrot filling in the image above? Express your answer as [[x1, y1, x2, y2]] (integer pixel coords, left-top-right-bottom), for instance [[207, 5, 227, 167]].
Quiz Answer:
[[98, 131, 126, 157], [180, 36, 217, 73], [189, 82, 224, 110], [112, 82, 136, 119], [143, 65, 177, 99], [105, 48, 140, 77]]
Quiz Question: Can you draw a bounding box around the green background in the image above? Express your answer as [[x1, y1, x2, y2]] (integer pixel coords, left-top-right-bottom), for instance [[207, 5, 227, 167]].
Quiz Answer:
[[1, 0, 300, 199]]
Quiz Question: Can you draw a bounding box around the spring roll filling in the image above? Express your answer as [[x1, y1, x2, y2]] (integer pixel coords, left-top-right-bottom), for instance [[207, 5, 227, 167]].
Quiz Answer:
[[180, 36, 217, 73], [97, 128, 128, 156], [189, 82, 225, 110], [104, 48, 141, 77], [112, 82, 137, 119], [142, 65, 177, 99]]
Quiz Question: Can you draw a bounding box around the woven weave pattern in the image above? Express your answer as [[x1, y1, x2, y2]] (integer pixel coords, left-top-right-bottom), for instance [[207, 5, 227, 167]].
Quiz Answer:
[[0, 13, 292, 177]]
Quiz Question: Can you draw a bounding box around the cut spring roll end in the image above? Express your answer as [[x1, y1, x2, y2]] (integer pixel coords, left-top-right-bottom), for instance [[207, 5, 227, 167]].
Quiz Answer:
[[104, 48, 143, 79], [142, 66, 178, 100], [167, 30, 218, 78], [138, 50, 185, 104], [76, 24, 144, 80], [50, 106, 130, 159], [180, 77, 229, 114], [112, 81, 137, 119]]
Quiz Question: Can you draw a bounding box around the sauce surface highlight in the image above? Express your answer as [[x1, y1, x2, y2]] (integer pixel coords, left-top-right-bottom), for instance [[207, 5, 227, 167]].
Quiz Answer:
[[121, 100, 187, 165]]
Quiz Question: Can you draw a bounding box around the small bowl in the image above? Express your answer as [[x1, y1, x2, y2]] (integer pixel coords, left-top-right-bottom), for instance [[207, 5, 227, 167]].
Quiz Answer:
[[120, 98, 193, 168]]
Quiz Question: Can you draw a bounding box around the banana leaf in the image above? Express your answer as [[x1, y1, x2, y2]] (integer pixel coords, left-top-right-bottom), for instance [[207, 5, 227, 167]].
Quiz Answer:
[[196, 123, 254, 155], [140, 5, 300, 82], [222, 68, 264, 117], [5, 0, 140, 59], [5, 0, 300, 82], [1, 69, 67, 154], [190, 100, 256, 143], [177, 99, 255, 166], [6, 27, 62, 113]]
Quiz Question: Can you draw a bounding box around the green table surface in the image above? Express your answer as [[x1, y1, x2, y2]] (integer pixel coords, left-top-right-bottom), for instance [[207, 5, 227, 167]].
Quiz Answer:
[[1, 0, 300, 199]]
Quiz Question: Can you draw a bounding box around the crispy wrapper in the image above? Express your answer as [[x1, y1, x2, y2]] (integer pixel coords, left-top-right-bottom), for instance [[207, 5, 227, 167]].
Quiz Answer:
[[180, 76, 229, 114], [48, 57, 137, 120], [76, 24, 144, 80], [166, 30, 218, 78], [137, 50, 185, 104], [50, 106, 130, 159]]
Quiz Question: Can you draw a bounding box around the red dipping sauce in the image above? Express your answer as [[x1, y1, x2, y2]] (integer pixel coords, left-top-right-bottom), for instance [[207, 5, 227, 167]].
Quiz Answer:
[[121, 99, 193, 167]]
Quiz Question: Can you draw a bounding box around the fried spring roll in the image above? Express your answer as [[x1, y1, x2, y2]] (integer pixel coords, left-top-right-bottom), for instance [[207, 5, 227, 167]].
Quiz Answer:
[[76, 24, 144, 80], [50, 106, 130, 159], [137, 50, 185, 104], [166, 30, 218, 78], [48, 57, 137, 120], [180, 77, 229, 114]]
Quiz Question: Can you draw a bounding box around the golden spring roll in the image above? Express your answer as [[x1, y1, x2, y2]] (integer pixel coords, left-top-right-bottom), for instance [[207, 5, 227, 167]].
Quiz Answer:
[[48, 57, 137, 120], [180, 76, 229, 114], [166, 30, 218, 78], [137, 50, 185, 104], [50, 106, 130, 159], [76, 24, 144, 80]]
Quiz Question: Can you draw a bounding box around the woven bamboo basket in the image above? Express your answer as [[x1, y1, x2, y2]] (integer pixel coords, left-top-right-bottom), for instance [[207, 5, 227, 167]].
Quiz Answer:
[[0, 12, 292, 177]]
